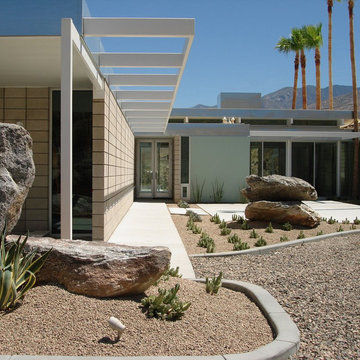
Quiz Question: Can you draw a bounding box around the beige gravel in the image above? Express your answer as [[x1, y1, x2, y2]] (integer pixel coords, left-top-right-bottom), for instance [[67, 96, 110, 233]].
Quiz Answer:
[[0, 277, 273, 357], [170, 210, 354, 254], [191, 234, 360, 359]]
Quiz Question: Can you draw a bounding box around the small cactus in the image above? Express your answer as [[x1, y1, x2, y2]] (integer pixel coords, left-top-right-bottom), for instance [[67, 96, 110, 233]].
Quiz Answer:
[[316, 230, 323, 236], [205, 272, 223, 295], [249, 229, 259, 239], [254, 236, 267, 247], [232, 214, 238, 222], [186, 210, 202, 222], [297, 230, 305, 239], [228, 233, 240, 244], [210, 213, 221, 224], [280, 235, 288, 242], [354, 217, 360, 225], [241, 220, 250, 230], [233, 241, 250, 251], [265, 222, 273, 233], [220, 227, 231, 236], [282, 222, 292, 231], [177, 200, 189, 208], [219, 220, 227, 229]]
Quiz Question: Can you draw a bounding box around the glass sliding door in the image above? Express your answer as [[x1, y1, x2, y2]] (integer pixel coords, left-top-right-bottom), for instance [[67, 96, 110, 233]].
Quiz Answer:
[[292, 142, 314, 185], [136, 139, 172, 198], [315, 143, 336, 197], [250, 142, 262, 175], [263, 142, 286, 176]]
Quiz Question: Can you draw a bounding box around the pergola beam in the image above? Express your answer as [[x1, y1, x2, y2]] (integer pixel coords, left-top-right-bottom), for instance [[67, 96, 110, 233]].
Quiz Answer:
[[108, 74, 178, 86], [115, 90, 174, 101], [83, 18, 195, 38], [120, 102, 171, 110], [124, 110, 170, 117], [96, 53, 183, 68]]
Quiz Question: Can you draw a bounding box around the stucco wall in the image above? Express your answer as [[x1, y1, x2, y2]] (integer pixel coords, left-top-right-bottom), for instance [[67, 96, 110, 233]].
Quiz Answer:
[[0, 87, 50, 233], [92, 83, 134, 242], [189, 136, 250, 202]]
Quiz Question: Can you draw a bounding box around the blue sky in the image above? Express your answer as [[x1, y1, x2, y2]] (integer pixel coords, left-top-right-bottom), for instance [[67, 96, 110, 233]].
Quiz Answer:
[[86, 0, 358, 107]]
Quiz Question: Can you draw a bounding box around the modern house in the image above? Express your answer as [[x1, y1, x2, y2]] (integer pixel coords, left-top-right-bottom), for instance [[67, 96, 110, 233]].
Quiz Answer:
[[0, 0, 358, 242]]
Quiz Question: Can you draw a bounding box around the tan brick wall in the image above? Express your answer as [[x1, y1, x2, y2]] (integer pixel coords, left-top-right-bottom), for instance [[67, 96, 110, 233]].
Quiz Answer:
[[0, 88, 49, 233], [173, 136, 181, 202], [92, 83, 135, 241]]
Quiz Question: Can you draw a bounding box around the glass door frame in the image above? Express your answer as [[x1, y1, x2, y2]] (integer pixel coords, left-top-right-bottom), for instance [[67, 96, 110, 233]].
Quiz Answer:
[[136, 138, 173, 199]]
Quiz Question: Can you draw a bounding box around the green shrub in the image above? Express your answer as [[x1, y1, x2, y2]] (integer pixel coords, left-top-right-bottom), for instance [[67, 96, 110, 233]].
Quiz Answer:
[[186, 210, 202, 222], [265, 222, 273, 233], [237, 216, 245, 224], [186, 218, 194, 229], [197, 235, 214, 249], [233, 241, 250, 251], [220, 227, 231, 236], [297, 230, 305, 239], [354, 217, 360, 225], [192, 179, 205, 203], [206, 241, 215, 253], [177, 200, 189, 208], [205, 272, 223, 295], [280, 235, 289, 242], [249, 229, 258, 239], [241, 220, 250, 230], [327, 216, 337, 224], [337, 225, 344, 232], [342, 218, 350, 224], [351, 224, 357, 230], [210, 213, 221, 224], [316, 230, 323, 236], [192, 224, 202, 234], [282, 222, 292, 231], [228, 233, 240, 244], [141, 284, 191, 321], [219, 220, 227, 229], [254, 236, 267, 247], [0, 225, 51, 311], [211, 180, 224, 203]]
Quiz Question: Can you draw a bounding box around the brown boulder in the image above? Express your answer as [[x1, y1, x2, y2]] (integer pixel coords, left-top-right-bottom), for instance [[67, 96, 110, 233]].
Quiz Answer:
[[241, 175, 318, 202], [10, 236, 171, 297], [245, 201, 321, 228], [0, 124, 35, 232]]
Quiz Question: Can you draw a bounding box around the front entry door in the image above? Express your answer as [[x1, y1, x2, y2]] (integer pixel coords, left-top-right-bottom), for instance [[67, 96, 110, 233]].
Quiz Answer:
[[136, 140, 172, 198]]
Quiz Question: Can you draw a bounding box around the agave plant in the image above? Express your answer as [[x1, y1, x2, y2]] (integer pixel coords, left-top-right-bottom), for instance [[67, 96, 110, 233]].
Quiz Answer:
[[0, 224, 51, 311]]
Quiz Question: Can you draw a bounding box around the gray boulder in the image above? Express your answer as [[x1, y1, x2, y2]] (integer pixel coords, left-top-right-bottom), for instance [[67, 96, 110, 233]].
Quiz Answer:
[[0, 124, 35, 232], [9, 236, 171, 297], [241, 175, 318, 202], [245, 200, 321, 228]]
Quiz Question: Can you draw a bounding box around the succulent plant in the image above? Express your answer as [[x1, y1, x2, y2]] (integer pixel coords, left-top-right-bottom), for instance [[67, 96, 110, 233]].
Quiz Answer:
[[205, 272, 223, 295]]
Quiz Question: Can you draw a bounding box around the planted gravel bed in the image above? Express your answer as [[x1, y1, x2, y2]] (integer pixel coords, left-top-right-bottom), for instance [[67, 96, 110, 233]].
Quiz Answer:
[[191, 234, 360, 359]]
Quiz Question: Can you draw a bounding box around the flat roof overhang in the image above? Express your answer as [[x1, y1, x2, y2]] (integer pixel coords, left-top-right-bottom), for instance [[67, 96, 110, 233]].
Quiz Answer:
[[0, 36, 103, 89]]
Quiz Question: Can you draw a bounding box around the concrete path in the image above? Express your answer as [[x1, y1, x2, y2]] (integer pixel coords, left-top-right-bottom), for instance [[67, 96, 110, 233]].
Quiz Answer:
[[198, 200, 360, 223], [108, 202, 195, 278]]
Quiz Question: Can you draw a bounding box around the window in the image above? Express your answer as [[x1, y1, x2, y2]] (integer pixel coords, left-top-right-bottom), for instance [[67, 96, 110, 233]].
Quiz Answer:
[[181, 136, 189, 183]]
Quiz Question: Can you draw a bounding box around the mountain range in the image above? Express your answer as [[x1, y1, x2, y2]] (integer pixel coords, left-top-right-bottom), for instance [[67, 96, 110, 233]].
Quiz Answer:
[[192, 85, 359, 110]]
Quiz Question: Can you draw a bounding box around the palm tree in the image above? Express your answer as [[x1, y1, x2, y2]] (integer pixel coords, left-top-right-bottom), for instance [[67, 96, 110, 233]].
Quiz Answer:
[[328, 0, 334, 109], [303, 24, 323, 109], [276, 29, 303, 109], [296, 28, 308, 109]]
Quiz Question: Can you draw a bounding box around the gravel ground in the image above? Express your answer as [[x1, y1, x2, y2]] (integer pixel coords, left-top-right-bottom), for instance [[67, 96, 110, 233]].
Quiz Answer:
[[191, 234, 360, 359], [0, 277, 272, 357]]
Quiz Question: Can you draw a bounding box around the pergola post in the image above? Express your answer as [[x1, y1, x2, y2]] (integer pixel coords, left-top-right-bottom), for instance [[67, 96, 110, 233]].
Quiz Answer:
[[61, 18, 73, 240], [286, 140, 292, 177]]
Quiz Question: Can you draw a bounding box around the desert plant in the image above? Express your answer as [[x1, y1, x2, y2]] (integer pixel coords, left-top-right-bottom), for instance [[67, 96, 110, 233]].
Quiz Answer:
[[141, 284, 191, 321], [232, 214, 238, 222], [354, 217, 360, 225], [327, 216, 337, 224], [265, 222, 274, 233], [337, 225, 344, 232], [237, 216, 245, 224], [297, 230, 305, 239], [205, 272, 223, 295], [186, 218, 194, 229], [254, 236, 267, 247], [282, 222, 292, 231], [241, 220, 250, 230], [351, 224, 357, 230], [233, 241, 250, 251], [177, 200, 189, 208], [220, 227, 231, 236], [210, 213, 221, 224], [197, 235, 215, 249], [316, 230, 323, 236], [342, 218, 350, 224], [154, 265, 182, 285], [192, 179, 205, 203], [211, 180, 224, 203], [228, 233, 240, 244], [192, 224, 202, 234], [206, 241, 215, 253], [186, 210, 202, 222], [219, 220, 227, 229], [249, 229, 259, 239], [321, 217, 328, 222], [0, 225, 51, 311], [280, 235, 289, 242]]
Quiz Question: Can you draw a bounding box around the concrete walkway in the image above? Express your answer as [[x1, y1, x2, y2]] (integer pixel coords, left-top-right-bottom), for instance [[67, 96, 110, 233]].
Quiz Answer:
[[108, 202, 195, 278], [198, 200, 360, 223]]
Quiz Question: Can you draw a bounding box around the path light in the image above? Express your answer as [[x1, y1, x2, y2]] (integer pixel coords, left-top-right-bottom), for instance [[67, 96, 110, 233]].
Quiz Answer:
[[108, 316, 126, 340]]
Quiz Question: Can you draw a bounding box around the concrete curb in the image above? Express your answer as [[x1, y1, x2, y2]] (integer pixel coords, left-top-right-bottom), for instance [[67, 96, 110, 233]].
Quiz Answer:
[[189, 229, 360, 258], [2, 279, 299, 360]]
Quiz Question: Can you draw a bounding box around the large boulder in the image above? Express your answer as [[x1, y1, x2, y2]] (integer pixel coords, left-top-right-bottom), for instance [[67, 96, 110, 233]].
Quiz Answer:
[[0, 124, 35, 232], [241, 175, 318, 202], [245, 200, 321, 228], [10, 236, 171, 297]]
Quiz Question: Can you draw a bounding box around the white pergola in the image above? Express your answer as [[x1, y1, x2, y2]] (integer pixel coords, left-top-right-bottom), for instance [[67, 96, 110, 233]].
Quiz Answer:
[[82, 17, 194, 134]]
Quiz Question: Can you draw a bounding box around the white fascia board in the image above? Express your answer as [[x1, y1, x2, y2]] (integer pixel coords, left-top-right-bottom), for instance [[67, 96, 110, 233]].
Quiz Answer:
[[125, 110, 170, 117], [120, 102, 171, 110], [126, 117, 167, 122], [108, 74, 178, 86], [115, 90, 174, 101], [96, 53, 184, 68], [83, 18, 195, 38]]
